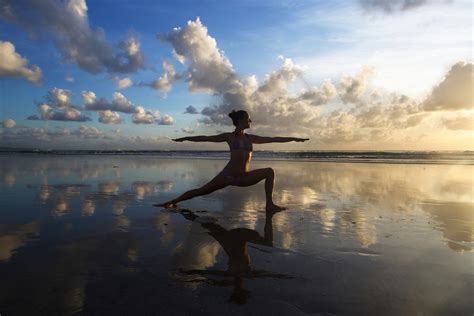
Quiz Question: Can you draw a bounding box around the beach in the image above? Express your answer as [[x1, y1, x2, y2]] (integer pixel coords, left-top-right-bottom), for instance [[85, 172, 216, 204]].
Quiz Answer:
[[0, 154, 472, 315]]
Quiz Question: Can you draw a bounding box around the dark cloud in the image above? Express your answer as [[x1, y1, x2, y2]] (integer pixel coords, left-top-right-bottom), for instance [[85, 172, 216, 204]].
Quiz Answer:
[[184, 105, 199, 114]]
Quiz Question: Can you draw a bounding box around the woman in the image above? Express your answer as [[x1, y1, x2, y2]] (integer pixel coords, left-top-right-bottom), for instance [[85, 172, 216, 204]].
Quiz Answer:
[[155, 110, 309, 211]]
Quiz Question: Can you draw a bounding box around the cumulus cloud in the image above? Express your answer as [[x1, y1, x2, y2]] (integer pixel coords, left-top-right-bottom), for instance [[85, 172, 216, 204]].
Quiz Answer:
[[298, 80, 337, 106], [72, 125, 104, 138], [157, 18, 443, 147], [35, 103, 91, 122], [1, 124, 173, 149], [423, 62, 473, 111], [181, 127, 194, 134], [339, 67, 374, 104], [1, 118, 16, 128], [131, 106, 174, 125], [65, 75, 74, 82], [83, 91, 136, 113], [98, 110, 122, 124], [110, 92, 136, 113], [159, 114, 174, 125], [132, 106, 161, 124], [26, 87, 90, 122], [441, 115, 473, 130], [359, 0, 437, 13], [0, 0, 145, 74], [47, 88, 73, 108], [159, 17, 241, 94], [116, 77, 132, 89], [184, 105, 199, 114], [0, 40, 42, 83], [149, 60, 181, 92], [75, 90, 173, 125]]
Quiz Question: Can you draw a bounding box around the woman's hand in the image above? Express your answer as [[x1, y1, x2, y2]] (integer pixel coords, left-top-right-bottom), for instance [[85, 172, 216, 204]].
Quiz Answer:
[[172, 137, 188, 142], [294, 137, 309, 142]]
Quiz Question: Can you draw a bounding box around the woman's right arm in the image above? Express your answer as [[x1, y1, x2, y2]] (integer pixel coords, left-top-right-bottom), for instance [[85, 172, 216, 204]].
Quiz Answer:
[[173, 133, 229, 143]]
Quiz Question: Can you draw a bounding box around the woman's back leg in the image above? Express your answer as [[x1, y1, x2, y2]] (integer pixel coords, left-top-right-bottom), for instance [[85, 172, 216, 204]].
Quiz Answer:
[[155, 173, 230, 208]]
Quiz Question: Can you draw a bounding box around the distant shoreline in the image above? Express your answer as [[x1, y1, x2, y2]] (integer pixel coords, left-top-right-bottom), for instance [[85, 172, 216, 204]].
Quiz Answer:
[[1, 149, 472, 165]]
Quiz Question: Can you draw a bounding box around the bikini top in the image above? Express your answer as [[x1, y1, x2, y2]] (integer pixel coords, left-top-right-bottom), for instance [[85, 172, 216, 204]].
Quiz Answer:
[[230, 133, 253, 152]]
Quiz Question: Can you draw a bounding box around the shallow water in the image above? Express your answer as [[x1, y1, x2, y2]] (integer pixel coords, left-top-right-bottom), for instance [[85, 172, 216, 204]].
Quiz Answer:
[[0, 155, 472, 315]]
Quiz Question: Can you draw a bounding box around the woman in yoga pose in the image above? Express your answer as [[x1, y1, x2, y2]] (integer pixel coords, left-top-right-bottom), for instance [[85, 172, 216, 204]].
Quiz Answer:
[[155, 110, 309, 211]]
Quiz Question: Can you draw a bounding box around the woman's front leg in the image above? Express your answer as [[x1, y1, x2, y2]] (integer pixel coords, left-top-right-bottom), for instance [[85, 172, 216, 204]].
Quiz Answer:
[[235, 168, 286, 211]]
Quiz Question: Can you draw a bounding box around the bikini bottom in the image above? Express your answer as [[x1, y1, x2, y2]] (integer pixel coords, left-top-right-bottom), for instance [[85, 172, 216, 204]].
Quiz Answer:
[[219, 169, 246, 186]]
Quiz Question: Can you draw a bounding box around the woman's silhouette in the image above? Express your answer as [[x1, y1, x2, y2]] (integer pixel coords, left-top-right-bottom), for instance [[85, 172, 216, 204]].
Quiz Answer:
[[155, 110, 309, 211], [173, 207, 293, 305]]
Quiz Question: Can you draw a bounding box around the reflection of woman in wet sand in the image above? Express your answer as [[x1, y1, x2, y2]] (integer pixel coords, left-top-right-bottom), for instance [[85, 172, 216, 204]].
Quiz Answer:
[[155, 110, 309, 211], [175, 208, 292, 304]]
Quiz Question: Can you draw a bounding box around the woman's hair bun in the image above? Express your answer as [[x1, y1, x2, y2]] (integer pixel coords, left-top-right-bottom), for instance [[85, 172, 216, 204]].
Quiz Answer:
[[228, 110, 236, 118]]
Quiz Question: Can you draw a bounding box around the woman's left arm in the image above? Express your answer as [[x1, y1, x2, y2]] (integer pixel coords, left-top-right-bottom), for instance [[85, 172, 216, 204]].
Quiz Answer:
[[247, 134, 309, 144]]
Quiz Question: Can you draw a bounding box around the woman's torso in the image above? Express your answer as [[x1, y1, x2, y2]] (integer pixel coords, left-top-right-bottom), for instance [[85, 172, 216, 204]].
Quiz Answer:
[[224, 133, 253, 175]]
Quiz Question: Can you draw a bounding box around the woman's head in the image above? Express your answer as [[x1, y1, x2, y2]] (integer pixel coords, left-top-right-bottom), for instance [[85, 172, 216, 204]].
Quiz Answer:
[[228, 110, 251, 129]]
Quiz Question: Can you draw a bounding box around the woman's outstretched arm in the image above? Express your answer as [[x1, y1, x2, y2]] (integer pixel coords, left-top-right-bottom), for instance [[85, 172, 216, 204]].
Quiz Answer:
[[173, 133, 230, 143], [247, 134, 309, 144]]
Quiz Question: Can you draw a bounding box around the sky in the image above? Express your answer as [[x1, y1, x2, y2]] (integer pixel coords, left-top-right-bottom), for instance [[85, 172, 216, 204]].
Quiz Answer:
[[0, 0, 472, 150]]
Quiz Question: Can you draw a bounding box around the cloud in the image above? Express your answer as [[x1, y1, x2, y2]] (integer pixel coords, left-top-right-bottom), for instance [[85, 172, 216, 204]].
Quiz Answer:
[[110, 92, 136, 113], [158, 19, 451, 148], [47, 87, 73, 108], [72, 125, 104, 139], [26, 88, 91, 122], [116, 77, 132, 89], [441, 115, 473, 130], [298, 80, 337, 106], [0, 125, 172, 149], [131, 106, 174, 125], [98, 110, 122, 124], [339, 67, 374, 104], [36, 103, 91, 122], [423, 62, 473, 111], [83, 91, 136, 113], [81, 90, 173, 124], [0, 0, 145, 74], [159, 114, 174, 125], [359, 0, 438, 13], [184, 105, 199, 114], [65, 75, 74, 82], [149, 60, 181, 92], [132, 106, 161, 124], [159, 17, 241, 94], [181, 127, 195, 134], [29, 89, 172, 125], [0, 40, 42, 83], [26, 115, 39, 120], [1, 118, 16, 128]]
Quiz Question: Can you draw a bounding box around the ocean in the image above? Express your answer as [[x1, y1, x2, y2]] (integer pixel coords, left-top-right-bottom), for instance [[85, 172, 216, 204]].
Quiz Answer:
[[1, 149, 473, 165]]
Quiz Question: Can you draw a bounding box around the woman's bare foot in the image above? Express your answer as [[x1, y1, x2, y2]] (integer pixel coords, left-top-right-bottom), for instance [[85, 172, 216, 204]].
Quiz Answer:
[[153, 201, 178, 208], [265, 203, 286, 212]]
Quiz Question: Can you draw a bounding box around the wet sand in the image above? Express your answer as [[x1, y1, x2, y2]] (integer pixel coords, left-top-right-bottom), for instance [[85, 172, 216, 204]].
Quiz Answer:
[[0, 155, 472, 315]]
